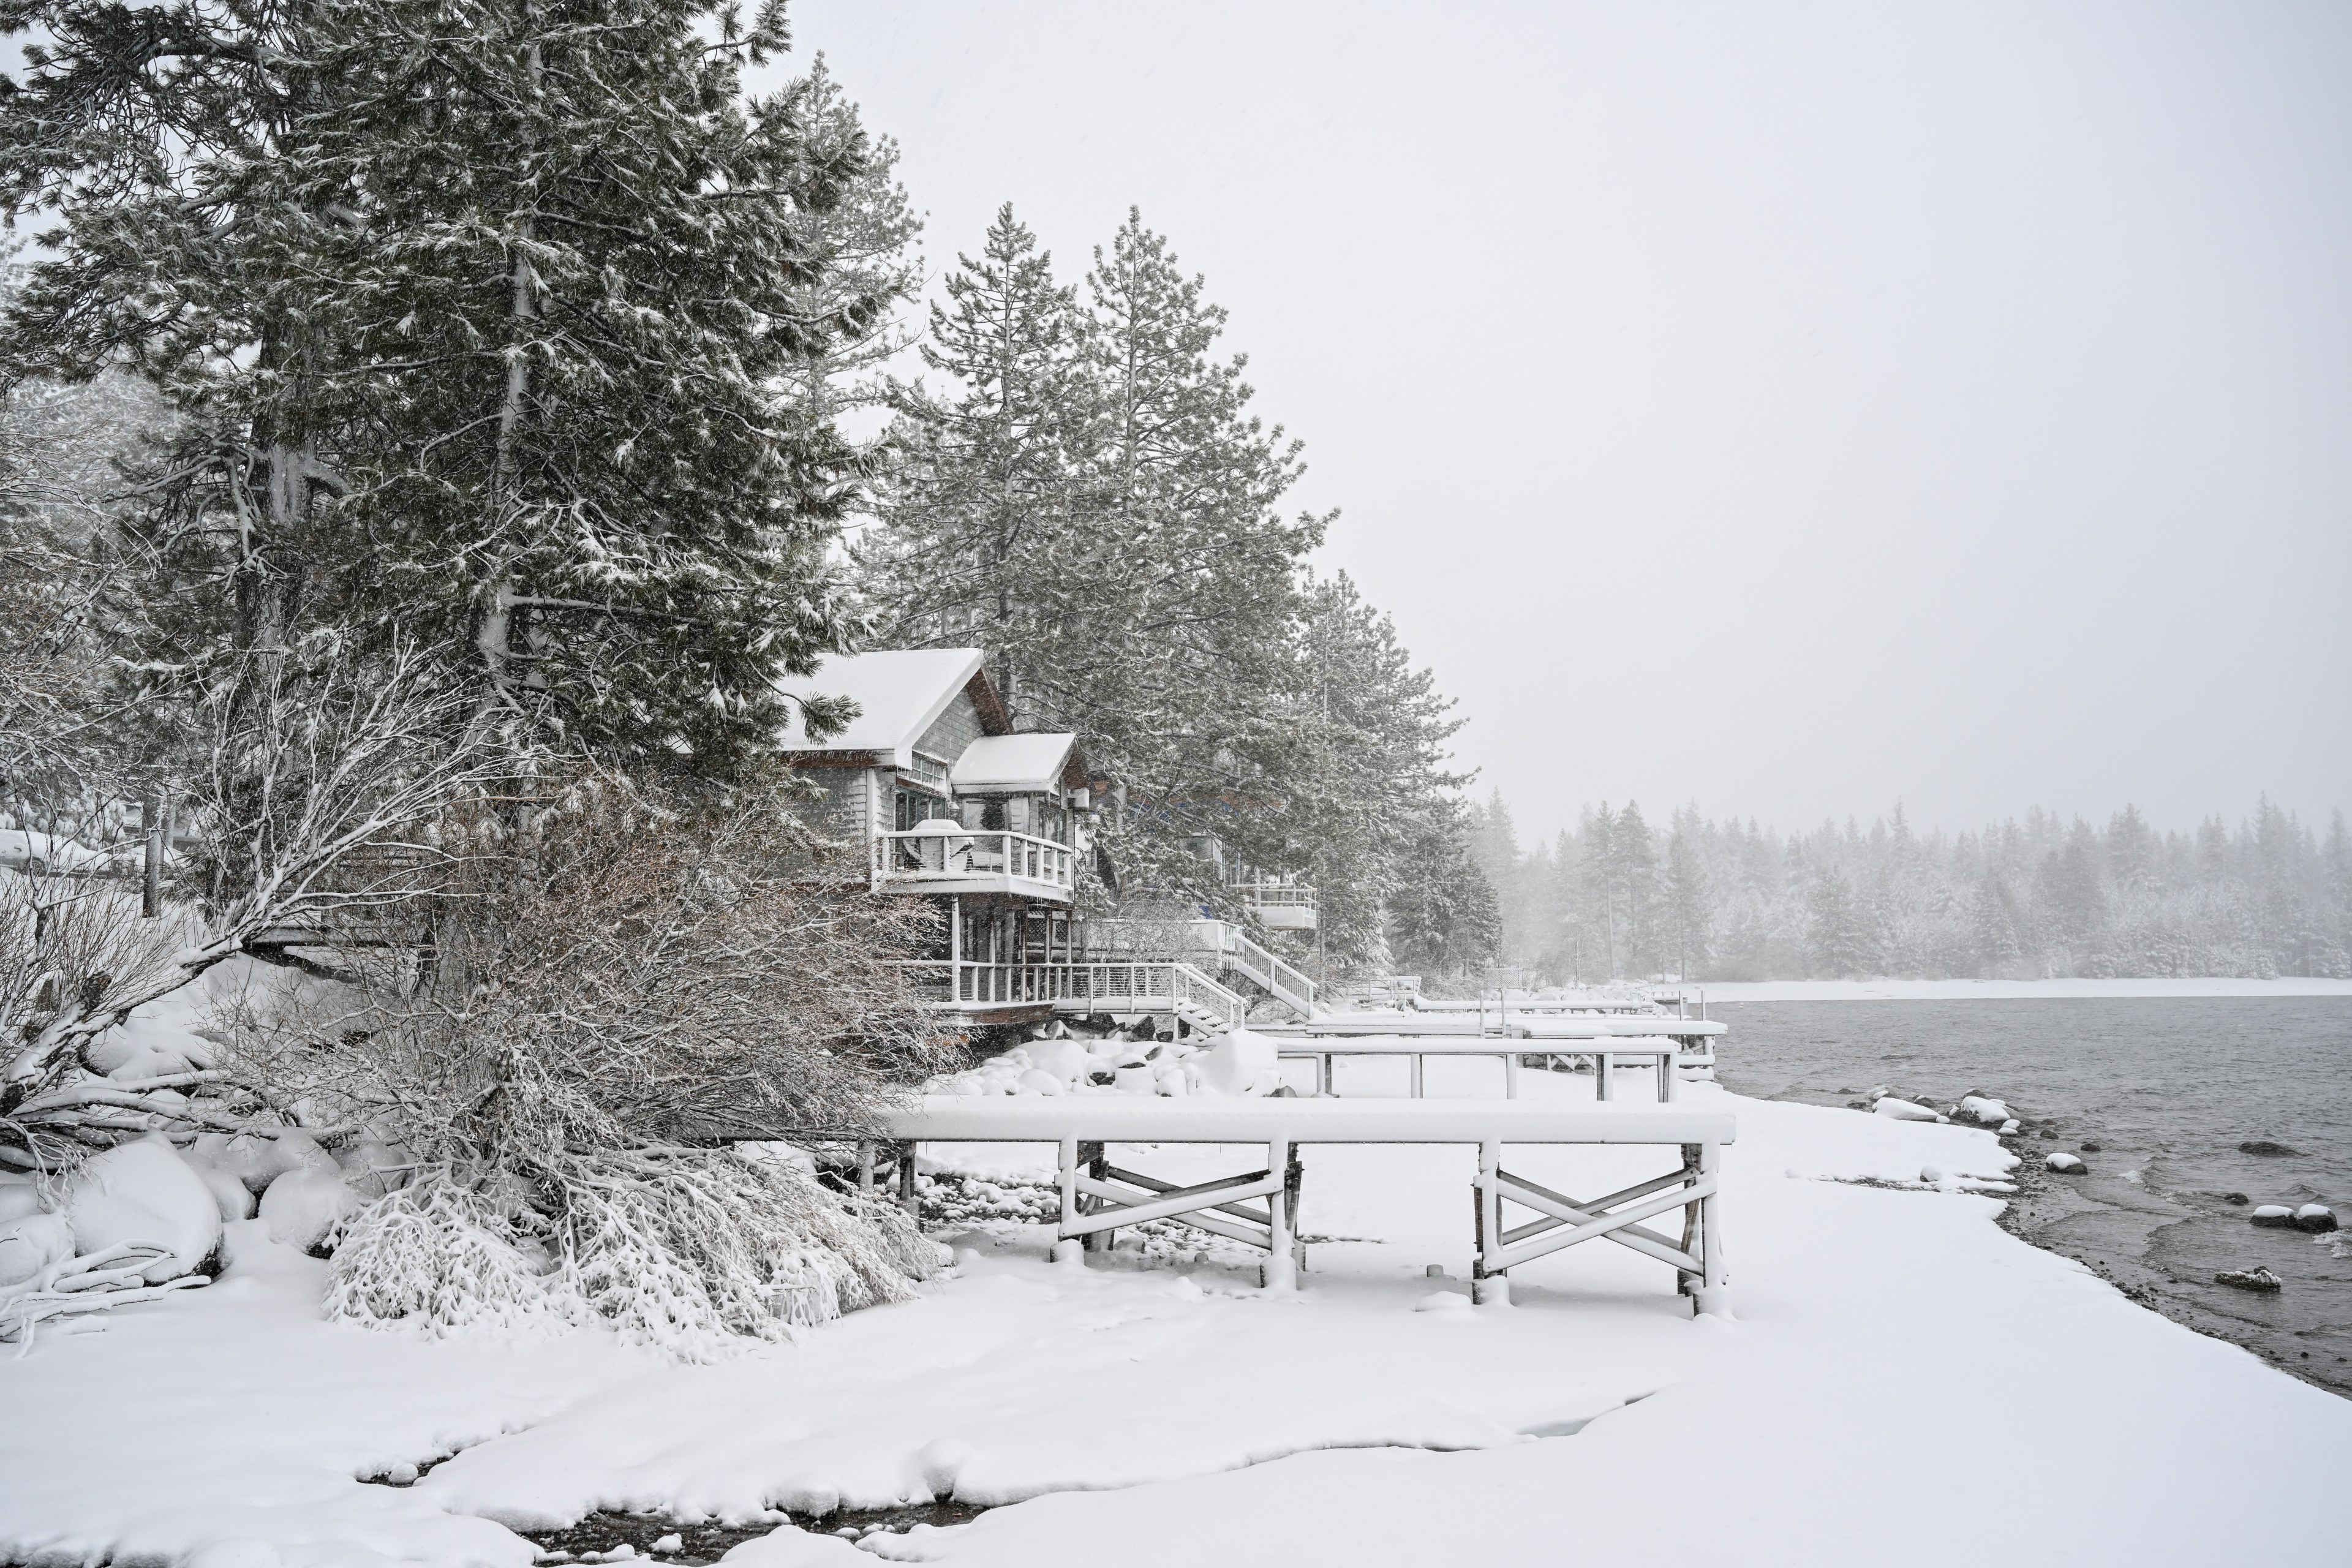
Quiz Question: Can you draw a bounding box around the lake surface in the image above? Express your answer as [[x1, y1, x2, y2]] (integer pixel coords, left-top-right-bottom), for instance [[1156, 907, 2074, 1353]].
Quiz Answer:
[[1714, 998, 2352, 1395]]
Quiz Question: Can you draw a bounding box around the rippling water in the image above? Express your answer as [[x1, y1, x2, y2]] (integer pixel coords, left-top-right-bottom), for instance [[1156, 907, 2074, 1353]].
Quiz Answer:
[[1715, 998, 2352, 1394]]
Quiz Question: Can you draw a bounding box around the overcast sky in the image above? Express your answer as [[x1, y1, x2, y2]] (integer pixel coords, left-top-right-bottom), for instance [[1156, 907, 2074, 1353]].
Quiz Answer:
[[785, 1, 2350, 844]]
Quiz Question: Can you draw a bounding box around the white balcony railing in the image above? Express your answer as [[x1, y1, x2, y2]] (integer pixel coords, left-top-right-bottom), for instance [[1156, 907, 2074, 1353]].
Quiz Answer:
[[895, 959, 1246, 1033], [1235, 881, 1317, 910], [874, 828, 1076, 892]]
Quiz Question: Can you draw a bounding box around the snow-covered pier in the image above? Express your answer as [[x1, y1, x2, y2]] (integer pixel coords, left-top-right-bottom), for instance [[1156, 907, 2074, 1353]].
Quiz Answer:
[[869, 1096, 1734, 1310], [1256, 1034, 1684, 1101]]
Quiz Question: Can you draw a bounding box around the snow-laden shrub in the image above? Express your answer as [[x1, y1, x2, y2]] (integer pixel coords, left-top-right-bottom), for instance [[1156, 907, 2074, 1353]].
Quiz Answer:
[[323, 1178, 582, 1341], [327, 1152, 939, 1360], [236, 780, 959, 1358]]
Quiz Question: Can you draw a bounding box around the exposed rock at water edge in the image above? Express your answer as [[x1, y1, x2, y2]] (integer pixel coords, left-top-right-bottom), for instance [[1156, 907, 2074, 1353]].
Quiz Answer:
[[2214, 1266, 2282, 1292]]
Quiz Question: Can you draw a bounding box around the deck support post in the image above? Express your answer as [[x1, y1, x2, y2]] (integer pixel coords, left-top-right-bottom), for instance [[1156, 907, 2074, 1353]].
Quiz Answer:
[[1052, 1137, 1085, 1265], [1081, 1141, 1112, 1253], [1504, 1053, 1521, 1100], [895, 1142, 919, 1218], [1262, 1139, 1297, 1291], [1694, 1139, 1728, 1316], [855, 1140, 875, 1193], [1471, 1137, 1509, 1303], [1410, 1052, 1425, 1098]]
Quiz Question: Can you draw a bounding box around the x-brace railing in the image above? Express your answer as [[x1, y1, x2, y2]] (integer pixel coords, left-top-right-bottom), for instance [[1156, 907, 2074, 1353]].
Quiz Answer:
[[1472, 1138, 1725, 1313]]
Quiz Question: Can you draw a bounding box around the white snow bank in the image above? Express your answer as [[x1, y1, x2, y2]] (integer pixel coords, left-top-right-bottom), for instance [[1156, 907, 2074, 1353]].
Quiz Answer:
[[933, 1027, 1284, 1099], [0, 1074, 2342, 1568]]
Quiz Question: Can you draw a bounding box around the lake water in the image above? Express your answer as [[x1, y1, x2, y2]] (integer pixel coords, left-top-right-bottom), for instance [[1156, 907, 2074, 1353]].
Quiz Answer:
[[1714, 997, 2352, 1396]]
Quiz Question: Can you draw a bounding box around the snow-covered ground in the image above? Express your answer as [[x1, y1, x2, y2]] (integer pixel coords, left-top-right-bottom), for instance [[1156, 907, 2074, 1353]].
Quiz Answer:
[[1692, 976, 2352, 1002], [4, 1057, 2347, 1567]]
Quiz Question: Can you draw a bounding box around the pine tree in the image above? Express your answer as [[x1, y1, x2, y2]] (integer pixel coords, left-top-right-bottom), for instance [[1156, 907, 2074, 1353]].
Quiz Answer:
[[1661, 823, 1712, 981], [3, 0, 878, 777]]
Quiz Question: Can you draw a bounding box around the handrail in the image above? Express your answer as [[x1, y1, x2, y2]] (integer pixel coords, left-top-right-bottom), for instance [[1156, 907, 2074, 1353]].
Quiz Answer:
[[1234, 881, 1317, 909], [873, 828, 1075, 890], [892, 958, 1246, 1033]]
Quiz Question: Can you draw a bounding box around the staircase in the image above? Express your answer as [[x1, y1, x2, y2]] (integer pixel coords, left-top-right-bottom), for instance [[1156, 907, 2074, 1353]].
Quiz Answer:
[[1047, 959, 1249, 1039], [1187, 921, 1318, 1019]]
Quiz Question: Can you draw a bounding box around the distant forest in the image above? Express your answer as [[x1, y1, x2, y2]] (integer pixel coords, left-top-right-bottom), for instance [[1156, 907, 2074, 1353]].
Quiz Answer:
[[1464, 794, 2352, 984]]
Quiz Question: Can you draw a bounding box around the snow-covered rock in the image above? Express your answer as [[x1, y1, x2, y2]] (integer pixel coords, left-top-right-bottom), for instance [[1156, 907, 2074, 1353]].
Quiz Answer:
[[0, 1212, 76, 1286], [717, 1522, 866, 1564], [2250, 1205, 2297, 1229], [2293, 1204, 2337, 1233], [1194, 1028, 1280, 1097], [64, 1134, 223, 1281], [1014, 1068, 1067, 1097], [0, 1175, 42, 1226], [336, 1139, 416, 1200], [1872, 1096, 1941, 1123], [1953, 1095, 2011, 1126], [1112, 1064, 1159, 1095], [2215, 1266, 2283, 1292], [196, 1129, 340, 1196], [184, 1154, 260, 1223], [2045, 1152, 2087, 1174], [257, 1166, 361, 1252], [1023, 1038, 1095, 1085]]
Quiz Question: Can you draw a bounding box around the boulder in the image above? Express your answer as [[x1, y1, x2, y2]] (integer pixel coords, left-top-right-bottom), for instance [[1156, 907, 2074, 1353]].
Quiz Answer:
[[2214, 1266, 2282, 1292], [64, 1135, 224, 1281], [0, 1212, 76, 1286], [187, 1157, 259, 1223], [1872, 1096, 1941, 1123], [336, 1139, 416, 1200], [2045, 1152, 2087, 1175], [0, 1176, 43, 1226], [2080, 1141, 2103, 1153], [257, 1166, 361, 1252], [1954, 1095, 2011, 1126], [2250, 1205, 2297, 1229], [1013, 1068, 1066, 1097], [2237, 1140, 2303, 1158], [1194, 1028, 1280, 1097], [2293, 1204, 2338, 1234]]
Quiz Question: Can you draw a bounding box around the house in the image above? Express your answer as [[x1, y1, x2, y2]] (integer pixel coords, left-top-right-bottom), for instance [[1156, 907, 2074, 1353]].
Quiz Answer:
[[776, 649, 1324, 1036]]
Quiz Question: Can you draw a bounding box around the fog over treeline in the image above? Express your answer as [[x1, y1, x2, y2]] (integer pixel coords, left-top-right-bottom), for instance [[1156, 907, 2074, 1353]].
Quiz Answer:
[[1466, 794, 2352, 985]]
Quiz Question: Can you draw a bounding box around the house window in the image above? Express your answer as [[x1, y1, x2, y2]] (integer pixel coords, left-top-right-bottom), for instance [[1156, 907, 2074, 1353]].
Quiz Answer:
[[895, 787, 948, 832]]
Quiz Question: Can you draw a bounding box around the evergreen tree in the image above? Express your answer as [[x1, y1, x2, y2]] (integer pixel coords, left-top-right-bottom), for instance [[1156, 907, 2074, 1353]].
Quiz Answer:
[[3, 0, 878, 777], [1805, 867, 1874, 977], [1660, 822, 1712, 981]]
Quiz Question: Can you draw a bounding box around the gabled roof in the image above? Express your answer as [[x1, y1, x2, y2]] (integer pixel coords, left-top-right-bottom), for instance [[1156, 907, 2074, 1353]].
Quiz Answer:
[[951, 732, 1081, 794], [774, 649, 987, 766]]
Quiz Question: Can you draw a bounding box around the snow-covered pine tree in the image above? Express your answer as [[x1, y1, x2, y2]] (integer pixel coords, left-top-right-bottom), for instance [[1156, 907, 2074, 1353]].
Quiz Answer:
[[1284, 570, 1469, 972], [1661, 821, 1712, 982], [864, 204, 1089, 693], [2, 0, 878, 778]]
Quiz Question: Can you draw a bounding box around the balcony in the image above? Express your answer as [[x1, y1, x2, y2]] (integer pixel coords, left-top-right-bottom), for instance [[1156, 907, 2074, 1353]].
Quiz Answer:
[[874, 826, 1075, 902], [1235, 879, 1318, 932]]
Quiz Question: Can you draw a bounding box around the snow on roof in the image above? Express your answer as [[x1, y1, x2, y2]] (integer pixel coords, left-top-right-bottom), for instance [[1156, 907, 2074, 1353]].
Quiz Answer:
[[773, 649, 985, 762], [951, 732, 1077, 793]]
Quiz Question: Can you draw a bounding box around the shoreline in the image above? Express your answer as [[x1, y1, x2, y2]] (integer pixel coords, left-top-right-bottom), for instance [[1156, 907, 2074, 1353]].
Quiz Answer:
[[1713, 1068, 2352, 1401]]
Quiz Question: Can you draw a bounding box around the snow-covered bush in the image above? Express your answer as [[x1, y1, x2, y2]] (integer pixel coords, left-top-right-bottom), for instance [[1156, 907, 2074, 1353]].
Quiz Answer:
[[232, 780, 958, 1356]]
